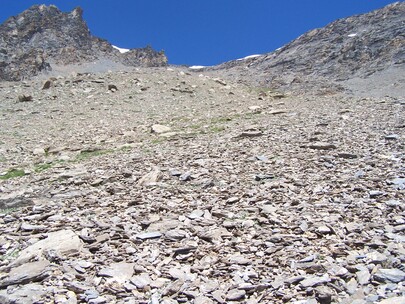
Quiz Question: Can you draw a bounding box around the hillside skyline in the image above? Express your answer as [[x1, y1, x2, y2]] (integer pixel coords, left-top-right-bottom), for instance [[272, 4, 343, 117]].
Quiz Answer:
[[0, 0, 400, 66]]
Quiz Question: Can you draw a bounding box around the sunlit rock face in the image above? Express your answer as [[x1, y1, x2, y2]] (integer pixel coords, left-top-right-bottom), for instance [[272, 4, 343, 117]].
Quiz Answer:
[[0, 5, 167, 81]]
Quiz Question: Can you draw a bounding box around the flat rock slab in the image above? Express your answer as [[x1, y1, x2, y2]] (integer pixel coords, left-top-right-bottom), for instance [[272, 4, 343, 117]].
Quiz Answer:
[[11, 229, 87, 267], [151, 124, 172, 134], [0, 260, 50, 288], [0, 190, 33, 210], [377, 296, 405, 304], [300, 274, 330, 288], [0, 283, 48, 304], [137, 167, 162, 186], [130, 273, 151, 289], [98, 262, 135, 284], [269, 109, 288, 115], [308, 142, 337, 150], [374, 268, 405, 283], [136, 231, 163, 240]]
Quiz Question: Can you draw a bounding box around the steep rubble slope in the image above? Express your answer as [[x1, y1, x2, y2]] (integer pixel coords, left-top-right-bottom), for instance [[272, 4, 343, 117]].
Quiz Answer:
[[0, 68, 404, 303]]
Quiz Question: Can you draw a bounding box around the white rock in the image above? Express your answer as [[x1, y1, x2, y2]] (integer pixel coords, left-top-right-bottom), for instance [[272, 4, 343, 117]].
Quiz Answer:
[[151, 124, 172, 134]]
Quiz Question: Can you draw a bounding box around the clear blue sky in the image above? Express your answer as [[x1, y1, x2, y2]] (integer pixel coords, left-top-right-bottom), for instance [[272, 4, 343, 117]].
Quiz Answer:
[[1, 0, 400, 66]]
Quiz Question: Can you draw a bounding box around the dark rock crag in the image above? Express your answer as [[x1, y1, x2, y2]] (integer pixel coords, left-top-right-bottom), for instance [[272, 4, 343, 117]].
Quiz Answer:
[[0, 5, 167, 81]]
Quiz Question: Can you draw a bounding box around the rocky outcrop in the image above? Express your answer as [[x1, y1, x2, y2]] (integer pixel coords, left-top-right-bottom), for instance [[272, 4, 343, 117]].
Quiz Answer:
[[207, 2, 405, 93], [0, 5, 167, 81]]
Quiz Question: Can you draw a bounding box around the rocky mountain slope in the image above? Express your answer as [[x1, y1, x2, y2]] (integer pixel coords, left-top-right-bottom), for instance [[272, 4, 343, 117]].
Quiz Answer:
[[0, 5, 167, 81], [0, 67, 404, 303], [206, 2, 405, 96], [0, 2, 404, 304]]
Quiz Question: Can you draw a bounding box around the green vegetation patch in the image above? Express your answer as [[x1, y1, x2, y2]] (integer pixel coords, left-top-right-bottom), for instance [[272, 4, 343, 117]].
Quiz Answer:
[[34, 163, 53, 173], [75, 149, 114, 161], [0, 168, 25, 180], [209, 125, 226, 133], [0, 207, 18, 215], [0, 248, 20, 261]]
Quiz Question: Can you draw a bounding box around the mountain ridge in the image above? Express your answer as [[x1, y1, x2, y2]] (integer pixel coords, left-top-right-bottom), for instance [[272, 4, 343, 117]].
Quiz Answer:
[[204, 1, 405, 95]]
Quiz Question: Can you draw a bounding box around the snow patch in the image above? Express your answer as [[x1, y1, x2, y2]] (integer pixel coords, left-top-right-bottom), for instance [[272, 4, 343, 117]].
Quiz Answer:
[[112, 45, 130, 54], [348, 33, 358, 38], [237, 54, 261, 61], [189, 65, 206, 70]]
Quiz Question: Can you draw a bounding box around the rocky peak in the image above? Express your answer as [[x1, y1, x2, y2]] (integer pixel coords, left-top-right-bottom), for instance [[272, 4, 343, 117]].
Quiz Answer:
[[0, 5, 167, 81]]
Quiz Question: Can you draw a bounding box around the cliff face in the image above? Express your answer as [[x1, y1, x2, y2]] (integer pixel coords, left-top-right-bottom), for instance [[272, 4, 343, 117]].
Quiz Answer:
[[0, 5, 168, 81], [208, 2, 405, 93]]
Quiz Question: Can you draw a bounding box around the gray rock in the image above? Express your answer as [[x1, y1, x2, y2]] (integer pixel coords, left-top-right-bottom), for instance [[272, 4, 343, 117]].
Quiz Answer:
[[385, 200, 402, 207], [390, 177, 405, 190], [98, 262, 135, 284], [337, 152, 358, 159], [369, 190, 385, 198], [194, 296, 214, 304], [89, 298, 107, 304], [228, 254, 252, 265], [300, 275, 330, 288], [137, 167, 162, 186], [165, 229, 188, 240], [345, 277, 358, 295], [130, 273, 151, 289], [108, 84, 118, 92], [377, 296, 405, 304], [179, 172, 193, 181], [255, 155, 269, 162], [366, 252, 388, 264], [151, 124, 172, 134], [269, 109, 288, 115], [169, 169, 182, 177], [212, 290, 226, 303], [374, 268, 405, 283], [10, 229, 87, 267], [84, 289, 100, 300], [238, 130, 263, 138], [20, 223, 47, 232], [255, 174, 274, 181], [315, 285, 333, 304], [188, 209, 205, 219], [285, 276, 305, 285], [136, 231, 162, 240], [0, 283, 48, 304], [161, 279, 184, 296], [226, 289, 246, 301], [0, 191, 33, 210], [317, 225, 332, 234], [42, 80, 52, 89], [17, 95, 33, 102], [308, 142, 337, 150], [356, 268, 371, 285], [385, 134, 399, 140], [0, 260, 50, 288]]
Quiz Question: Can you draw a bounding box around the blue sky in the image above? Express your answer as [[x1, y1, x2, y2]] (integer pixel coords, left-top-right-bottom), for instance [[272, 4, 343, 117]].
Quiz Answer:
[[1, 0, 399, 66]]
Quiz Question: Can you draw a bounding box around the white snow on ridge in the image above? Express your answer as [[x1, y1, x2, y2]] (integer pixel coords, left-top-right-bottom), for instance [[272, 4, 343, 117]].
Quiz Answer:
[[237, 54, 261, 61], [347, 33, 358, 38], [112, 45, 130, 54], [189, 65, 206, 70]]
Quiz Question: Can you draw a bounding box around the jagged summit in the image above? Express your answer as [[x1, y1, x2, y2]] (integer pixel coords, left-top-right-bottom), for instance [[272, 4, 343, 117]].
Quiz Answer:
[[207, 1, 405, 95], [0, 5, 167, 81]]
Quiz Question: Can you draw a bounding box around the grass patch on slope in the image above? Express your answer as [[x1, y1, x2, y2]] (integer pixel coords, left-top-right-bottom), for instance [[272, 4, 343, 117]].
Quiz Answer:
[[0, 168, 25, 180]]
